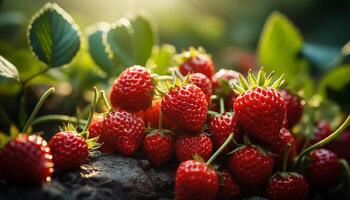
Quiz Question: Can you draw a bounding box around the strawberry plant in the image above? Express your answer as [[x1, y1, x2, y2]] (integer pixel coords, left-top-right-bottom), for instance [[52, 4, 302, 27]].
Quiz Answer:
[[0, 2, 350, 200]]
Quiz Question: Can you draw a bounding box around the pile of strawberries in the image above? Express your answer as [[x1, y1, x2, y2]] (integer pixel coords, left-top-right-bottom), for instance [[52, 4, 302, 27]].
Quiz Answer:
[[0, 48, 349, 200]]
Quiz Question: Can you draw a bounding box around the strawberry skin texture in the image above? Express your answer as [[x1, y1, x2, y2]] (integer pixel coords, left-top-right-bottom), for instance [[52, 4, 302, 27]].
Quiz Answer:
[[179, 55, 215, 78], [103, 110, 145, 156], [143, 131, 174, 167], [49, 131, 89, 170], [306, 148, 340, 189], [189, 73, 212, 105], [0, 134, 53, 184], [312, 120, 332, 144], [161, 85, 208, 132], [208, 113, 241, 151], [175, 133, 213, 162], [234, 87, 286, 144], [109, 65, 154, 112], [228, 146, 274, 186], [279, 90, 303, 129], [217, 169, 241, 199], [143, 99, 175, 129], [266, 173, 309, 200], [88, 118, 114, 154], [269, 128, 297, 164], [175, 160, 218, 200], [211, 69, 240, 92]]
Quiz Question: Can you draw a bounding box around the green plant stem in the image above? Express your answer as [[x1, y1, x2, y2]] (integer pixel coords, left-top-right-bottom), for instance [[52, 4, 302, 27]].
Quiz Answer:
[[207, 133, 233, 165], [152, 75, 174, 81], [295, 115, 350, 168], [282, 143, 291, 172], [219, 98, 225, 114], [82, 87, 99, 132], [32, 114, 87, 126], [22, 67, 49, 87], [207, 110, 219, 116], [173, 68, 184, 80], [100, 90, 112, 111], [22, 87, 55, 133]]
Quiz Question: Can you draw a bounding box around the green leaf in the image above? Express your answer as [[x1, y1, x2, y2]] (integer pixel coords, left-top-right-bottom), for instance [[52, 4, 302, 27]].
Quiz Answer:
[[104, 14, 156, 75], [86, 22, 115, 76], [319, 65, 350, 94], [0, 55, 19, 82], [258, 12, 308, 86], [27, 3, 81, 67], [146, 44, 176, 75]]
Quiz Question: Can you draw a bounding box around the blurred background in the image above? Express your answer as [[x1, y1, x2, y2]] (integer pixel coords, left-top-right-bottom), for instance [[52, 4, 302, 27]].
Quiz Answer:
[[0, 0, 349, 135]]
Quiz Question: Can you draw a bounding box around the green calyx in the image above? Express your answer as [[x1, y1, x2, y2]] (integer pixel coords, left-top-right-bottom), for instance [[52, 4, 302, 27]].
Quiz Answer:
[[232, 67, 284, 94], [155, 76, 190, 97]]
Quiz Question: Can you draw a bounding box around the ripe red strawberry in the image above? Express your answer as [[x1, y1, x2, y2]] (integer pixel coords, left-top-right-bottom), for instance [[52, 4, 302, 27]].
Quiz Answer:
[[103, 110, 145, 156], [175, 133, 213, 162], [279, 90, 303, 129], [143, 99, 175, 129], [312, 120, 332, 143], [49, 131, 89, 170], [233, 69, 286, 144], [109, 65, 154, 111], [266, 173, 309, 200], [228, 146, 274, 186], [143, 130, 174, 166], [178, 48, 215, 78], [0, 134, 53, 184], [161, 84, 208, 132], [175, 160, 218, 200], [208, 112, 241, 151], [306, 148, 340, 189], [88, 117, 113, 154], [327, 128, 350, 162], [269, 128, 297, 164], [189, 73, 212, 105], [217, 169, 241, 199], [212, 69, 241, 93]]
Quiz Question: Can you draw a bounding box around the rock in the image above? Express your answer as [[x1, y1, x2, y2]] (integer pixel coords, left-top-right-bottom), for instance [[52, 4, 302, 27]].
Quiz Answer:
[[0, 152, 177, 200]]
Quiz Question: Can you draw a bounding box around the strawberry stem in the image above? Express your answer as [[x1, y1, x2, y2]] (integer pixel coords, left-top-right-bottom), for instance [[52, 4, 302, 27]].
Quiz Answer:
[[295, 114, 350, 169], [219, 98, 225, 114], [282, 143, 291, 172], [100, 90, 112, 111], [172, 68, 184, 80], [206, 133, 233, 165], [32, 114, 87, 127], [82, 87, 99, 132], [22, 87, 55, 133]]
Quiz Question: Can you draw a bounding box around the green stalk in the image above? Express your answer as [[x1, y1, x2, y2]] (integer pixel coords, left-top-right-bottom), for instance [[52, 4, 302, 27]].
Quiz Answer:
[[22, 87, 55, 133], [206, 133, 233, 165], [282, 143, 291, 172], [22, 67, 49, 87], [295, 115, 350, 168], [173, 68, 184, 80], [82, 87, 99, 132], [219, 98, 225, 114], [32, 114, 87, 126], [100, 90, 112, 111]]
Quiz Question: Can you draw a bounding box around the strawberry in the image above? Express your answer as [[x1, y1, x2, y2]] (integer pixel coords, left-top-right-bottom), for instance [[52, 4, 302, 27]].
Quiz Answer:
[[208, 112, 241, 151], [49, 130, 94, 170], [212, 69, 240, 94], [266, 173, 309, 200], [177, 47, 215, 78], [312, 120, 332, 143], [143, 99, 175, 130], [188, 73, 212, 105], [109, 65, 154, 112], [88, 117, 114, 154], [217, 169, 241, 199], [228, 146, 274, 186], [103, 110, 145, 156], [279, 90, 303, 129], [161, 84, 208, 132], [269, 128, 297, 164], [0, 134, 53, 184], [143, 130, 174, 166], [327, 128, 350, 162], [175, 133, 213, 162], [232, 69, 286, 144], [305, 148, 340, 189], [175, 160, 218, 200]]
